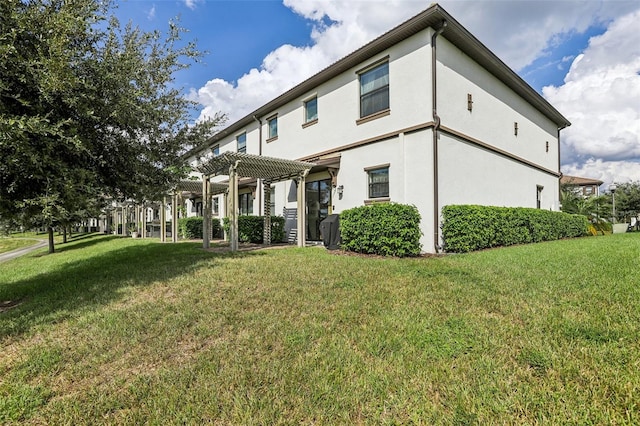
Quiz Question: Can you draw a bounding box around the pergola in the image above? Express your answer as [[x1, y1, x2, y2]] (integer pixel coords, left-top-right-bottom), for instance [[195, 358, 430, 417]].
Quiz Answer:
[[196, 152, 315, 251], [160, 180, 229, 243]]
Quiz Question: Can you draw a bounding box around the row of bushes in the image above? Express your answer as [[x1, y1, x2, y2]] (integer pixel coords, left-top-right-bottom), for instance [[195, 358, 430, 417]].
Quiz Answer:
[[223, 216, 286, 244], [179, 216, 286, 244], [340, 203, 422, 257], [441, 205, 589, 253], [178, 217, 222, 239]]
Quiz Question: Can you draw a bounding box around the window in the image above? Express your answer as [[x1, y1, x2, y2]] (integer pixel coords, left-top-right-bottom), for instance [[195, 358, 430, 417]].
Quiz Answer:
[[267, 116, 278, 140], [212, 196, 219, 216], [239, 193, 253, 216], [367, 166, 389, 198], [212, 144, 219, 156], [304, 97, 318, 123], [359, 62, 389, 118], [536, 185, 543, 209], [237, 133, 246, 153], [270, 187, 276, 215]]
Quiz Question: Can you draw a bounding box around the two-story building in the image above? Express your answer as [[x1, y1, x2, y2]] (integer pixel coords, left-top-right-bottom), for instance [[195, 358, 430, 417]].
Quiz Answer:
[[186, 3, 570, 253]]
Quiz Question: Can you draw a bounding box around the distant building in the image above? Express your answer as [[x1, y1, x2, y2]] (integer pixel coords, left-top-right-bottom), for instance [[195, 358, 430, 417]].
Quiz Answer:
[[560, 175, 603, 197]]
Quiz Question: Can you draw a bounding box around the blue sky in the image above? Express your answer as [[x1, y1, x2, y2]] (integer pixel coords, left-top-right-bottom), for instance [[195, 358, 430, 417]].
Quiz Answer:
[[114, 0, 640, 186], [115, 1, 313, 90]]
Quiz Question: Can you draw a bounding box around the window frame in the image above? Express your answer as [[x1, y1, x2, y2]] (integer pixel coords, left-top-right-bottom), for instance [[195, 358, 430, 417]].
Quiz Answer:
[[358, 58, 390, 120], [365, 164, 390, 200], [267, 115, 278, 141], [236, 132, 247, 153], [303, 96, 318, 126], [239, 192, 254, 216], [212, 144, 220, 157]]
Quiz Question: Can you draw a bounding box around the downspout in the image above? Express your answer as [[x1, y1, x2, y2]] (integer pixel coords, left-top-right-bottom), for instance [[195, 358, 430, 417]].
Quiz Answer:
[[431, 21, 447, 253], [253, 115, 263, 215], [557, 123, 569, 210]]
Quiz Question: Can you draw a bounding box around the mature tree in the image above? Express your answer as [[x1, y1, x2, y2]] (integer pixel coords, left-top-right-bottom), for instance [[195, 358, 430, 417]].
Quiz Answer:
[[0, 0, 224, 253], [560, 185, 610, 223], [611, 181, 640, 224]]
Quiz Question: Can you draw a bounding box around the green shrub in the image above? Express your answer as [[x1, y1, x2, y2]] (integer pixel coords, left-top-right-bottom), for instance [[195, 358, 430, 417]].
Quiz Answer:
[[592, 221, 612, 235], [441, 205, 590, 253], [340, 203, 422, 257], [222, 216, 285, 244], [178, 217, 222, 239]]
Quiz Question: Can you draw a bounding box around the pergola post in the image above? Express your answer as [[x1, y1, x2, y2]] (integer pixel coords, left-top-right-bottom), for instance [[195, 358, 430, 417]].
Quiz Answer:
[[160, 197, 167, 242], [171, 193, 178, 243], [297, 171, 308, 247], [229, 164, 239, 251], [202, 176, 211, 249], [263, 182, 272, 245]]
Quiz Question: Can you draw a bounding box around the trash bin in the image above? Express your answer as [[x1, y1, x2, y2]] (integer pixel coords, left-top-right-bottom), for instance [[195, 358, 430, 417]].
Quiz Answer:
[[319, 214, 340, 250]]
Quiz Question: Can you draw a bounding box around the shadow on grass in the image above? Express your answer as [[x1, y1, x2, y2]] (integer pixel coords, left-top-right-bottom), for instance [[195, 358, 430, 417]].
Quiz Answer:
[[0, 234, 266, 340]]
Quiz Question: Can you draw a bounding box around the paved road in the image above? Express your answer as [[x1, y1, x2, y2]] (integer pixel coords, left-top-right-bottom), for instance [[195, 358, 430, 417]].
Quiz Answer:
[[0, 239, 48, 264]]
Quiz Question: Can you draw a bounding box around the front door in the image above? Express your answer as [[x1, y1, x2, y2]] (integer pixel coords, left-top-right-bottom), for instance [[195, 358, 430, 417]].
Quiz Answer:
[[306, 179, 331, 241]]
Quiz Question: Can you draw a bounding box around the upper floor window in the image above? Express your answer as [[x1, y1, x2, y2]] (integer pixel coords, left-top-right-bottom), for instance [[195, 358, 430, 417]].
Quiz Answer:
[[367, 166, 389, 199], [359, 61, 389, 118], [212, 144, 219, 156], [267, 116, 278, 140], [237, 133, 246, 153], [304, 97, 318, 123]]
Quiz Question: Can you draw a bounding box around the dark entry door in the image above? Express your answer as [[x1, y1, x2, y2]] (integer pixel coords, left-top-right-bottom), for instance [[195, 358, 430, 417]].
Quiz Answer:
[[306, 179, 331, 241]]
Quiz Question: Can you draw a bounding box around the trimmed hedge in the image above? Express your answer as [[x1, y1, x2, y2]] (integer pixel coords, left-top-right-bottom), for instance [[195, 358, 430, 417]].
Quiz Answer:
[[178, 217, 222, 239], [441, 205, 590, 253], [340, 203, 422, 257], [222, 216, 285, 244]]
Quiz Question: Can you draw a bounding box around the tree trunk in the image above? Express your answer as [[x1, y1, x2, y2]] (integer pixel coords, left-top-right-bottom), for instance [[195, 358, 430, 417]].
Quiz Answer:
[[48, 226, 55, 254], [63, 226, 67, 244]]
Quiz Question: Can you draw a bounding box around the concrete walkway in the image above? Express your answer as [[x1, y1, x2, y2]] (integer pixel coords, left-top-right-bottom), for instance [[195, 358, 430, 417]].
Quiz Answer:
[[0, 239, 48, 264]]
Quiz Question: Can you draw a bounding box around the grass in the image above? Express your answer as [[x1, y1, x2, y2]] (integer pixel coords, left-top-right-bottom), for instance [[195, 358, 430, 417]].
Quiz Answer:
[[0, 233, 639, 424], [0, 238, 41, 255]]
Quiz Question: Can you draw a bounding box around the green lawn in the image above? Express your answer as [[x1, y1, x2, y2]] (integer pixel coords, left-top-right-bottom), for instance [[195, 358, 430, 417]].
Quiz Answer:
[[0, 238, 41, 255], [0, 234, 638, 424]]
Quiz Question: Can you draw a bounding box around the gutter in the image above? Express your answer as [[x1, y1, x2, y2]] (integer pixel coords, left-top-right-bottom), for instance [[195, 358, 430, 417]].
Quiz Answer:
[[556, 122, 570, 209], [431, 21, 447, 253]]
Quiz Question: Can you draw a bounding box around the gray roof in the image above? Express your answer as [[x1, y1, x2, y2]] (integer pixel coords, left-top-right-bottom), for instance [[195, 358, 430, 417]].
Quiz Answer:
[[192, 3, 570, 156]]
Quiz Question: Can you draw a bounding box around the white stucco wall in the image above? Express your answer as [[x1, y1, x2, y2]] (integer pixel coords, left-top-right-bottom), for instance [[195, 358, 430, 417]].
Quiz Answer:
[[436, 37, 560, 173]]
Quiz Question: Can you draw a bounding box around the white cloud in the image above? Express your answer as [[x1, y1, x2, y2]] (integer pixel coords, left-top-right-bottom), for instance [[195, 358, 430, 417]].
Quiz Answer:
[[183, 0, 201, 11], [543, 8, 640, 185], [147, 5, 155, 21]]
